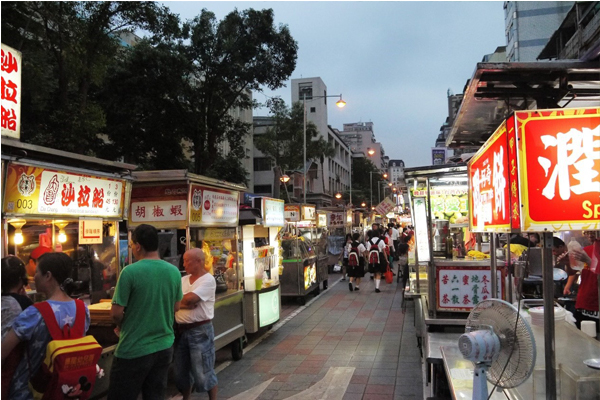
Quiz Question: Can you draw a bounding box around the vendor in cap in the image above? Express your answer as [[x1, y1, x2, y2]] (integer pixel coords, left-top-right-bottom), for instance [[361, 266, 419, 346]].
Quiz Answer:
[[26, 246, 52, 278]]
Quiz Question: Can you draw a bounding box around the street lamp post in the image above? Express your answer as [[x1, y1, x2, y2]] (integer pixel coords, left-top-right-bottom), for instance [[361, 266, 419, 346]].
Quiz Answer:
[[303, 92, 346, 205]]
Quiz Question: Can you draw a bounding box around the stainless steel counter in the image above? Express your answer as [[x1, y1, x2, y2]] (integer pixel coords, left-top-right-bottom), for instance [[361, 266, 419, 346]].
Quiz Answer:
[[441, 345, 509, 400]]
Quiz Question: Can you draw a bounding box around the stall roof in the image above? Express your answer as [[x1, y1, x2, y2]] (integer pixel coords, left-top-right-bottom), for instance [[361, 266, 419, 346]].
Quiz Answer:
[[1, 137, 136, 177], [404, 163, 467, 178], [133, 169, 247, 192], [239, 208, 262, 226], [446, 61, 600, 148]]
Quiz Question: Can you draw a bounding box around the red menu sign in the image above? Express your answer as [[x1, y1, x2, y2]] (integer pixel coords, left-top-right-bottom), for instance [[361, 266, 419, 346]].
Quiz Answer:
[[517, 108, 600, 231], [469, 107, 600, 233], [468, 120, 512, 232]]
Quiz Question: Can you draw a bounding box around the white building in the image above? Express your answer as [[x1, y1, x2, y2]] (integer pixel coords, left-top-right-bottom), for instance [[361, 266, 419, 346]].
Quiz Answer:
[[337, 122, 387, 170], [251, 77, 351, 207]]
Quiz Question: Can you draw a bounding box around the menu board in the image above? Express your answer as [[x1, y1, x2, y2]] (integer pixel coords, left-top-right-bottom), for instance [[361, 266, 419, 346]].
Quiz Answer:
[[413, 197, 430, 262], [189, 184, 239, 227], [436, 266, 504, 312], [4, 163, 126, 218], [262, 198, 285, 227], [301, 205, 316, 221], [327, 212, 345, 227], [284, 205, 300, 222]]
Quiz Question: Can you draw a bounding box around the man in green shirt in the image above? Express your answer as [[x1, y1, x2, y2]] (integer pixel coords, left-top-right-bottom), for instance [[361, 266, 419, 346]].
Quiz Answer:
[[108, 224, 182, 400]]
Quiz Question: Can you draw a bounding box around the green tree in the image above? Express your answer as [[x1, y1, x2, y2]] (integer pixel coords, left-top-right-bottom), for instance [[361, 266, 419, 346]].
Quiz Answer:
[[1, 1, 175, 154], [255, 99, 335, 196], [181, 8, 297, 176], [351, 157, 384, 207]]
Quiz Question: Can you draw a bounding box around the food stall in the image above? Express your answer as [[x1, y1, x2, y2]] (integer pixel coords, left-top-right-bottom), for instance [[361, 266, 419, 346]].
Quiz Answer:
[[240, 197, 284, 333], [280, 204, 320, 304], [1, 137, 135, 398], [462, 107, 600, 399], [128, 170, 246, 360], [314, 209, 330, 288], [324, 208, 351, 272]]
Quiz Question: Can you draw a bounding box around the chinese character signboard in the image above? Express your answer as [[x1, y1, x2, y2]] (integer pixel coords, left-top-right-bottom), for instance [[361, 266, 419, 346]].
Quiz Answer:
[[516, 109, 599, 231], [284, 205, 300, 222], [129, 184, 188, 227], [375, 197, 396, 216], [468, 119, 512, 232], [78, 218, 103, 244], [317, 213, 327, 228], [262, 198, 285, 227], [469, 107, 600, 232], [189, 184, 239, 227], [436, 266, 504, 312], [1, 44, 21, 139], [327, 212, 345, 227], [4, 163, 125, 218]]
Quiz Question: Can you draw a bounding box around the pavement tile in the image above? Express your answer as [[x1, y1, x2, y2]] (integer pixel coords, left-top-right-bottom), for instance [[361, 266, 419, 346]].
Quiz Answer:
[[342, 393, 364, 400], [351, 374, 369, 384], [371, 368, 398, 377], [305, 354, 329, 361], [365, 383, 395, 394], [353, 367, 372, 376], [346, 383, 366, 393]]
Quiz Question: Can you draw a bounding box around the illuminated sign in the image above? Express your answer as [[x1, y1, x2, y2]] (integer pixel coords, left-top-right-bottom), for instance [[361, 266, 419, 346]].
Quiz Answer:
[[189, 184, 239, 227], [4, 163, 125, 218], [301, 205, 316, 221], [1, 44, 22, 139], [262, 198, 285, 227], [258, 287, 280, 327], [284, 205, 300, 222], [468, 107, 600, 232]]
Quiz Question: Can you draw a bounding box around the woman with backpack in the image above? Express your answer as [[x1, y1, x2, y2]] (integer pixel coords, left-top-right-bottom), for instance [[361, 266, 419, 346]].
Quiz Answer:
[[367, 230, 387, 293], [1, 252, 91, 400], [340, 233, 352, 281], [346, 233, 366, 292]]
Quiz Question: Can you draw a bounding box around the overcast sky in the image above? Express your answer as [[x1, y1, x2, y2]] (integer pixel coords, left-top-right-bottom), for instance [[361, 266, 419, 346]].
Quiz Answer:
[[161, 1, 507, 168]]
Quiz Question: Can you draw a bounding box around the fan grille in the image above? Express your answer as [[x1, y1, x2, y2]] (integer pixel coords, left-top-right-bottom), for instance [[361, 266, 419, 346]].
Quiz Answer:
[[465, 299, 536, 388]]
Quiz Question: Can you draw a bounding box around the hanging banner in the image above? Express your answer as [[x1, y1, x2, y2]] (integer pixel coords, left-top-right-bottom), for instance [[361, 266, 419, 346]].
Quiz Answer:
[[79, 218, 103, 244], [327, 212, 345, 228], [375, 197, 396, 216], [1, 44, 22, 139], [301, 205, 316, 221], [4, 163, 125, 218]]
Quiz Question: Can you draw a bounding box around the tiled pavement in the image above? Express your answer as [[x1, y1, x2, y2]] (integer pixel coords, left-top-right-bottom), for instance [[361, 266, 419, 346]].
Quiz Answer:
[[180, 273, 425, 400]]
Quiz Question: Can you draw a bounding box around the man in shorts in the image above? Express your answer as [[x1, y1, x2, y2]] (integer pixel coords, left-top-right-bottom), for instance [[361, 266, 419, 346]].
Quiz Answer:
[[174, 247, 218, 400], [109, 224, 183, 400]]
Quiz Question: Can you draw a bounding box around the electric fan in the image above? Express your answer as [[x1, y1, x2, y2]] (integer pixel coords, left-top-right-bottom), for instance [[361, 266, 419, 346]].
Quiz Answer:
[[458, 299, 536, 400]]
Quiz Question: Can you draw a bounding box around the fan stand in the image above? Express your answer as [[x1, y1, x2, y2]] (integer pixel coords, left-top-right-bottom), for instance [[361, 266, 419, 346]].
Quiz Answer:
[[473, 362, 491, 400]]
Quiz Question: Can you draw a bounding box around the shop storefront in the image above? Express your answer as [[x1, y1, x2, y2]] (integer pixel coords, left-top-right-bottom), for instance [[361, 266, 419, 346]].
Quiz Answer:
[[240, 197, 284, 333], [280, 204, 321, 304], [128, 170, 246, 359], [1, 138, 135, 397]]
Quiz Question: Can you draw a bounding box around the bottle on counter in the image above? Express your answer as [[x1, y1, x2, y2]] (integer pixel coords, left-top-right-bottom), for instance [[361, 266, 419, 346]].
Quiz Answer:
[[446, 234, 454, 259]]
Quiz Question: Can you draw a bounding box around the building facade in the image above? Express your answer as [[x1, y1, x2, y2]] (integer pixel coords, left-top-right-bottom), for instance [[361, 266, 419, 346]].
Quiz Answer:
[[338, 122, 387, 170], [251, 77, 351, 207], [504, 1, 575, 61]]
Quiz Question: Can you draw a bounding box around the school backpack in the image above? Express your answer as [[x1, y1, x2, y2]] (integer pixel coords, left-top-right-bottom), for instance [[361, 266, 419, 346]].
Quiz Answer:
[[368, 238, 382, 265], [30, 299, 102, 400], [348, 241, 360, 267]]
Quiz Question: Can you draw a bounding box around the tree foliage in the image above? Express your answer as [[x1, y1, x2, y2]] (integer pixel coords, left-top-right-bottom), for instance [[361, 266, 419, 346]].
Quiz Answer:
[[350, 157, 384, 206], [1, 1, 175, 154], [1, 3, 298, 186], [255, 99, 334, 173]]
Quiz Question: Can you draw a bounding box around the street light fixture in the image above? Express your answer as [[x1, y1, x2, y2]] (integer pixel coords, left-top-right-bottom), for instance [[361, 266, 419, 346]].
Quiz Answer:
[[383, 173, 388, 179], [335, 192, 342, 199], [303, 92, 346, 205], [279, 173, 291, 202], [361, 202, 366, 207], [367, 148, 375, 156]]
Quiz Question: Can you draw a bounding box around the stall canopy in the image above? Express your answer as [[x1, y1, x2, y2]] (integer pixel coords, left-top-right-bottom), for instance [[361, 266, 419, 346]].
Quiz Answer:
[[446, 61, 600, 149]]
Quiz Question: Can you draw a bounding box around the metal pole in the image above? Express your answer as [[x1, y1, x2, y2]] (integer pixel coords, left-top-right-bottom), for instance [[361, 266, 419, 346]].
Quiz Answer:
[[542, 231, 557, 400], [303, 93, 307, 205], [378, 182, 381, 204], [370, 172, 373, 209], [490, 232, 497, 298], [349, 153, 352, 206]]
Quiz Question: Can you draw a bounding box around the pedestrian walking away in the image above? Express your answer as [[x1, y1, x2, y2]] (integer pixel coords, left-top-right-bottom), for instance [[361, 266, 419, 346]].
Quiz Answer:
[[108, 224, 183, 400], [346, 233, 367, 292], [367, 230, 387, 293], [174, 248, 219, 400]]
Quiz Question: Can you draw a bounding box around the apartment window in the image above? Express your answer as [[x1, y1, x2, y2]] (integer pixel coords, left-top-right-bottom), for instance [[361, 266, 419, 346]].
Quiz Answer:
[[310, 107, 316, 113], [299, 84, 312, 100], [254, 185, 272, 194], [253, 157, 272, 171]]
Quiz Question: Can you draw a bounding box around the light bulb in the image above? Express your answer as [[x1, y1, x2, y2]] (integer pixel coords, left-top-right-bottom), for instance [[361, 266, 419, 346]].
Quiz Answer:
[[14, 230, 24, 245], [58, 230, 67, 243]]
